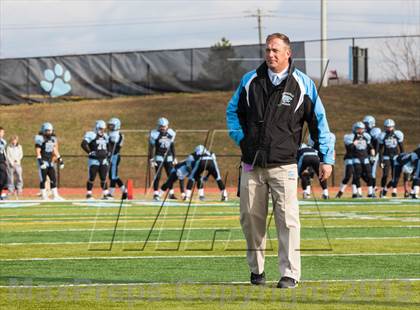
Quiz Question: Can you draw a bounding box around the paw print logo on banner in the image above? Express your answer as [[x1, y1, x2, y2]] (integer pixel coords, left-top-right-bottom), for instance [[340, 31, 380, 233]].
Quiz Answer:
[[40, 64, 72, 97]]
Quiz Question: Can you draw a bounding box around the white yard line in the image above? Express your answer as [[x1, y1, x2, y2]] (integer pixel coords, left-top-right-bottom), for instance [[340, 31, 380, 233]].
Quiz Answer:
[[1, 278, 420, 288], [4, 225, 420, 233], [2, 236, 419, 246], [1, 252, 419, 262]]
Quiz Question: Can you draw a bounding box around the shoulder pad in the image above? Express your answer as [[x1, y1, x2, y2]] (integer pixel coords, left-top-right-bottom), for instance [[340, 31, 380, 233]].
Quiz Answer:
[[394, 130, 404, 142], [363, 132, 371, 143], [167, 128, 176, 139], [1, 139, 7, 146], [149, 130, 160, 143], [51, 136, 58, 143], [103, 133, 109, 141], [343, 134, 354, 145], [370, 127, 381, 139], [35, 135, 44, 145], [109, 131, 119, 143], [379, 132, 386, 142], [84, 131, 96, 143]]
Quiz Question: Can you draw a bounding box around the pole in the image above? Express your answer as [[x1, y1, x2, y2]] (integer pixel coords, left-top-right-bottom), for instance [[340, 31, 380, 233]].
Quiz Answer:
[[321, 0, 328, 87], [245, 8, 274, 60], [257, 9, 263, 59]]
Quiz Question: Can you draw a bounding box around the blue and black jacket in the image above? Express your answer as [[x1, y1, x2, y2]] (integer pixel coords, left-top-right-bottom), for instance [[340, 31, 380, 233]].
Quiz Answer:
[[226, 61, 335, 167]]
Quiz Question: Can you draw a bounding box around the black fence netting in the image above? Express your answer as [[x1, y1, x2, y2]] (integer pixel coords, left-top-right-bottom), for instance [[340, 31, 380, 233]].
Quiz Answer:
[[0, 42, 306, 104]]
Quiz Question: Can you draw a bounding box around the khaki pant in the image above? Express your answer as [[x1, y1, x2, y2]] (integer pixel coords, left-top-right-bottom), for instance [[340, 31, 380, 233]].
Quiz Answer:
[[239, 163, 300, 281]]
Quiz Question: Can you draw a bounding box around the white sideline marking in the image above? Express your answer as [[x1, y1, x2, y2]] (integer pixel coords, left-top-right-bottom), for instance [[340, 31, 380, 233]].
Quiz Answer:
[[5, 225, 420, 233], [0, 198, 418, 208], [0, 203, 40, 208], [2, 236, 419, 246], [0, 200, 236, 207], [1, 253, 419, 262], [1, 278, 420, 288]]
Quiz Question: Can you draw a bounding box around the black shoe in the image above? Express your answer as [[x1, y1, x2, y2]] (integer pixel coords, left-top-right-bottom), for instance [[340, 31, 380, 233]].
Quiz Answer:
[[86, 193, 93, 200], [404, 191, 410, 198], [169, 194, 177, 200], [250, 272, 266, 285], [199, 195, 205, 201], [102, 194, 112, 200], [121, 192, 128, 200], [391, 192, 397, 198], [367, 193, 376, 198], [322, 194, 329, 200], [336, 191, 343, 198], [277, 276, 298, 289], [352, 194, 358, 199], [411, 194, 418, 199], [153, 194, 160, 201], [380, 190, 387, 198]]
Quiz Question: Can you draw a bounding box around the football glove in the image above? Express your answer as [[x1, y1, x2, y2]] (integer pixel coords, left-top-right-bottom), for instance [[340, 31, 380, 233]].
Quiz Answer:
[[57, 157, 64, 169], [88, 151, 97, 158], [150, 158, 157, 167], [38, 158, 47, 169]]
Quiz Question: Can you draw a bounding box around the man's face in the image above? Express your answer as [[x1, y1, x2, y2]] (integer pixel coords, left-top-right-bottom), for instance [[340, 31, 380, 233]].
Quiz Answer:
[[44, 129, 52, 137], [265, 38, 291, 73], [97, 128, 105, 136], [356, 128, 364, 135], [386, 126, 394, 133], [159, 126, 168, 134], [0, 130, 4, 139], [107, 123, 115, 132]]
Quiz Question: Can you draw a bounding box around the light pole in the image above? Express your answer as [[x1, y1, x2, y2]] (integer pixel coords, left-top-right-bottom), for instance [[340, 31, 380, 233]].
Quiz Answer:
[[321, 0, 328, 87]]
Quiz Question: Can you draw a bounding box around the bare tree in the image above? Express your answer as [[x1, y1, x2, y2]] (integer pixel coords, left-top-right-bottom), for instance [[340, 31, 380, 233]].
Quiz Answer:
[[381, 36, 420, 81]]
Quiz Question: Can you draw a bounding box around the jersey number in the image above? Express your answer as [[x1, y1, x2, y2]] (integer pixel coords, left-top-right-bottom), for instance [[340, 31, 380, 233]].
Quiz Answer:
[[97, 139, 107, 151]]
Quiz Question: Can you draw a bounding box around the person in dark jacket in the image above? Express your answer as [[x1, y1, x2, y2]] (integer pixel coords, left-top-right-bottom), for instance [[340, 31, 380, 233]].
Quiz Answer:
[[226, 33, 335, 289]]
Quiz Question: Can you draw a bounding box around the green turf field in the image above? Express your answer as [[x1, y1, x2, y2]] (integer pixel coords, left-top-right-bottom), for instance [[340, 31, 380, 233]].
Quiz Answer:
[[1, 198, 419, 309]]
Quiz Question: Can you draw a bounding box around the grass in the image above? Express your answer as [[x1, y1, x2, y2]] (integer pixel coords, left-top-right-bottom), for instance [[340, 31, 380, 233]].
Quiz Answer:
[[0, 82, 419, 187], [0, 197, 419, 309]]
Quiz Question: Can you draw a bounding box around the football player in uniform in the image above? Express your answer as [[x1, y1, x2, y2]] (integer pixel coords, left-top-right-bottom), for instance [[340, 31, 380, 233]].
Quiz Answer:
[[184, 145, 228, 201], [81, 120, 111, 200], [363, 115, 381, 191], [159, 155, 196, 198], [387, 152, 414, 197], [378, 119, 404, 197], [297, 143, 329, 199], [336, 131, 355, 198], [107, 118, 127, 200], [410, 145, 420, 199], [0, 127, 8, 200], [35, 123, 65, 200], [350, 122, 375, 198], [149, 117, 179, 201]]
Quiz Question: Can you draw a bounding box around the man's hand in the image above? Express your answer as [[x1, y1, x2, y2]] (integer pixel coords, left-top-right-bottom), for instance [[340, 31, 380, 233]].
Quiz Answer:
[[319, 164, 333, 181], [149, 158, 157, 167]]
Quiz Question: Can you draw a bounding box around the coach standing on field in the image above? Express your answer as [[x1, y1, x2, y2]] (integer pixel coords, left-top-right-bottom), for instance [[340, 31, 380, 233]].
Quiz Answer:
[[226, 33, 335, 288]]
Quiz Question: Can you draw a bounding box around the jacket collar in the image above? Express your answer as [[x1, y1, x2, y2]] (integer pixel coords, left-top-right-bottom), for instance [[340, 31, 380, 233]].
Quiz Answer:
[[256, 59, 296, 96]]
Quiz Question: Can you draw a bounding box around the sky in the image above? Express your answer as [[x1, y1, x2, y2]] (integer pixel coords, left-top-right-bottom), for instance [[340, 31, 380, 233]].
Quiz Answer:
[[1, 0, 419, 59]]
